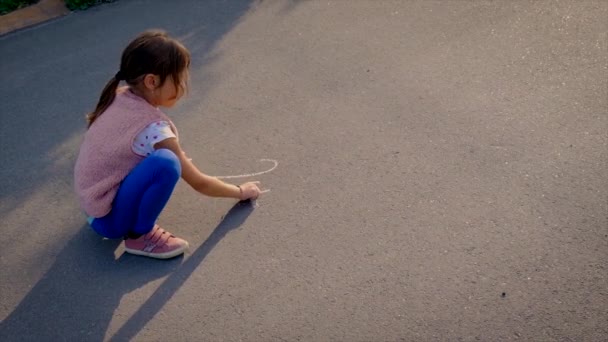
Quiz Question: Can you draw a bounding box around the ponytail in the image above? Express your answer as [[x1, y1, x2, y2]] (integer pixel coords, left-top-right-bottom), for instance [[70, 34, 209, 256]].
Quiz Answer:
[[86, 76, 121, 128]]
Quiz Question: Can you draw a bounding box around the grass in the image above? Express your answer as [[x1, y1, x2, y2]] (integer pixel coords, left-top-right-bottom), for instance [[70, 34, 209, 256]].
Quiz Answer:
[[0, 0, 38, 15], [0, 0, 116, 15]]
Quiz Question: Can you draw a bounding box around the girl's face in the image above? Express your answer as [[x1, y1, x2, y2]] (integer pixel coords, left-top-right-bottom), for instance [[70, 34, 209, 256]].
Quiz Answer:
[[156, 71, 188, 108]]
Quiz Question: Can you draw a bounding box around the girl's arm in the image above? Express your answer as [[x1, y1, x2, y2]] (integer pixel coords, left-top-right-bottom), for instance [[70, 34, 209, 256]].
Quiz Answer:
[[154, 138, 261, 199]]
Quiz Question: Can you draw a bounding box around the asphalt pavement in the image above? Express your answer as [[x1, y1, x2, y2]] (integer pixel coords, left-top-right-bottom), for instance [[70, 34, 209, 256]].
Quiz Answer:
[[1, 0, 606, 341]]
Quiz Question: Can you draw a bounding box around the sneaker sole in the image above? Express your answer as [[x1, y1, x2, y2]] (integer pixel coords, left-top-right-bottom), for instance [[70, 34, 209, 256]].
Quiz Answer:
[[124, 241, 189, 259]]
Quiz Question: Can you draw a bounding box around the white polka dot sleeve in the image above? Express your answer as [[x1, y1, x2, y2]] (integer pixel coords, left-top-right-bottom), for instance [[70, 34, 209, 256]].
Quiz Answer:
[[132, 121, 177, 157]]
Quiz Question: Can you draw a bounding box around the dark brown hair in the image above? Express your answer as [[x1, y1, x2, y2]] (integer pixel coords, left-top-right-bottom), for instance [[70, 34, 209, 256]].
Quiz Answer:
[[86, 30, 191, 128]]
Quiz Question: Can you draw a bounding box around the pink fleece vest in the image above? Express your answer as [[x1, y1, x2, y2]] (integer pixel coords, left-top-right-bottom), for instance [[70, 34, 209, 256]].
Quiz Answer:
[[74, 88, 177, 217]]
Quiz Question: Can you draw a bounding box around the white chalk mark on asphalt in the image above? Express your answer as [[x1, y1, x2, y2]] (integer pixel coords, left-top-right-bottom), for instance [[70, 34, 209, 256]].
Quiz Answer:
[[214, 159, 278, 179]]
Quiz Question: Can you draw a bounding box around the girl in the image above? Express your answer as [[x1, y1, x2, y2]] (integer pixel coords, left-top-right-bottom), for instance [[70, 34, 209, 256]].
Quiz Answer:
[[74, 30, 261, 259]]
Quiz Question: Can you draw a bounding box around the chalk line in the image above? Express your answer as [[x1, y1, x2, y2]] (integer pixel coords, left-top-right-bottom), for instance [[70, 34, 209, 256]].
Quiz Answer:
[[214, 159, 278, 179]]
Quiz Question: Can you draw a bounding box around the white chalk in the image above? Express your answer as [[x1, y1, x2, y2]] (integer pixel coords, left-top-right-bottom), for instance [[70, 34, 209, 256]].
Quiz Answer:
[[214, 159, 278, 179]]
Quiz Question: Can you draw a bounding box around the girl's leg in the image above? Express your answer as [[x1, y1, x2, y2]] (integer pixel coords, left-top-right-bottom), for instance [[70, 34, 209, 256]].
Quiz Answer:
[[90, 149, 182, 239]]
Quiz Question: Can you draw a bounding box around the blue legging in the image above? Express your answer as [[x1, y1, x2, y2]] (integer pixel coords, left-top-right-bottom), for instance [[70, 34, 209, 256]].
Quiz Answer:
[[90, 149, 181, 239]]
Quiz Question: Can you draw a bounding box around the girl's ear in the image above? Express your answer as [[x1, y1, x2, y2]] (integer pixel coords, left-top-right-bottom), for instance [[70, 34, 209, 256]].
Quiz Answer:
[[142, 74, 159, 90]]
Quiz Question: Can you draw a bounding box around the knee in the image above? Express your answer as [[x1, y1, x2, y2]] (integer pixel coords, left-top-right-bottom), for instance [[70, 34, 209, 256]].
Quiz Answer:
[[148, 149, 181, 181]]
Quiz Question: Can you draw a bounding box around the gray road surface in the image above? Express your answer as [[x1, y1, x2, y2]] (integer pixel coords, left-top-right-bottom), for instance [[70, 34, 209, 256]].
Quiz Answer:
[[1, 0, 607, 341]]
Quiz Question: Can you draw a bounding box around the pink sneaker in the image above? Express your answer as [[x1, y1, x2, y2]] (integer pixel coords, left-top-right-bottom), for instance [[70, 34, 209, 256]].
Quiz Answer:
[[124, 225, 189, 259]]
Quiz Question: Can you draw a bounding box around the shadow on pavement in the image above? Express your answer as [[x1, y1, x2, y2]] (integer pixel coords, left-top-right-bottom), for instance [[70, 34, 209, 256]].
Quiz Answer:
[[0, 201, 254, 341], [109, 200, 254, 342]]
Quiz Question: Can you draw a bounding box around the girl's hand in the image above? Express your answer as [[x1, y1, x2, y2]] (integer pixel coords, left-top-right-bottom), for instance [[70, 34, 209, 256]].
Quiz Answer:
[[238, 181, 262, 200]]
